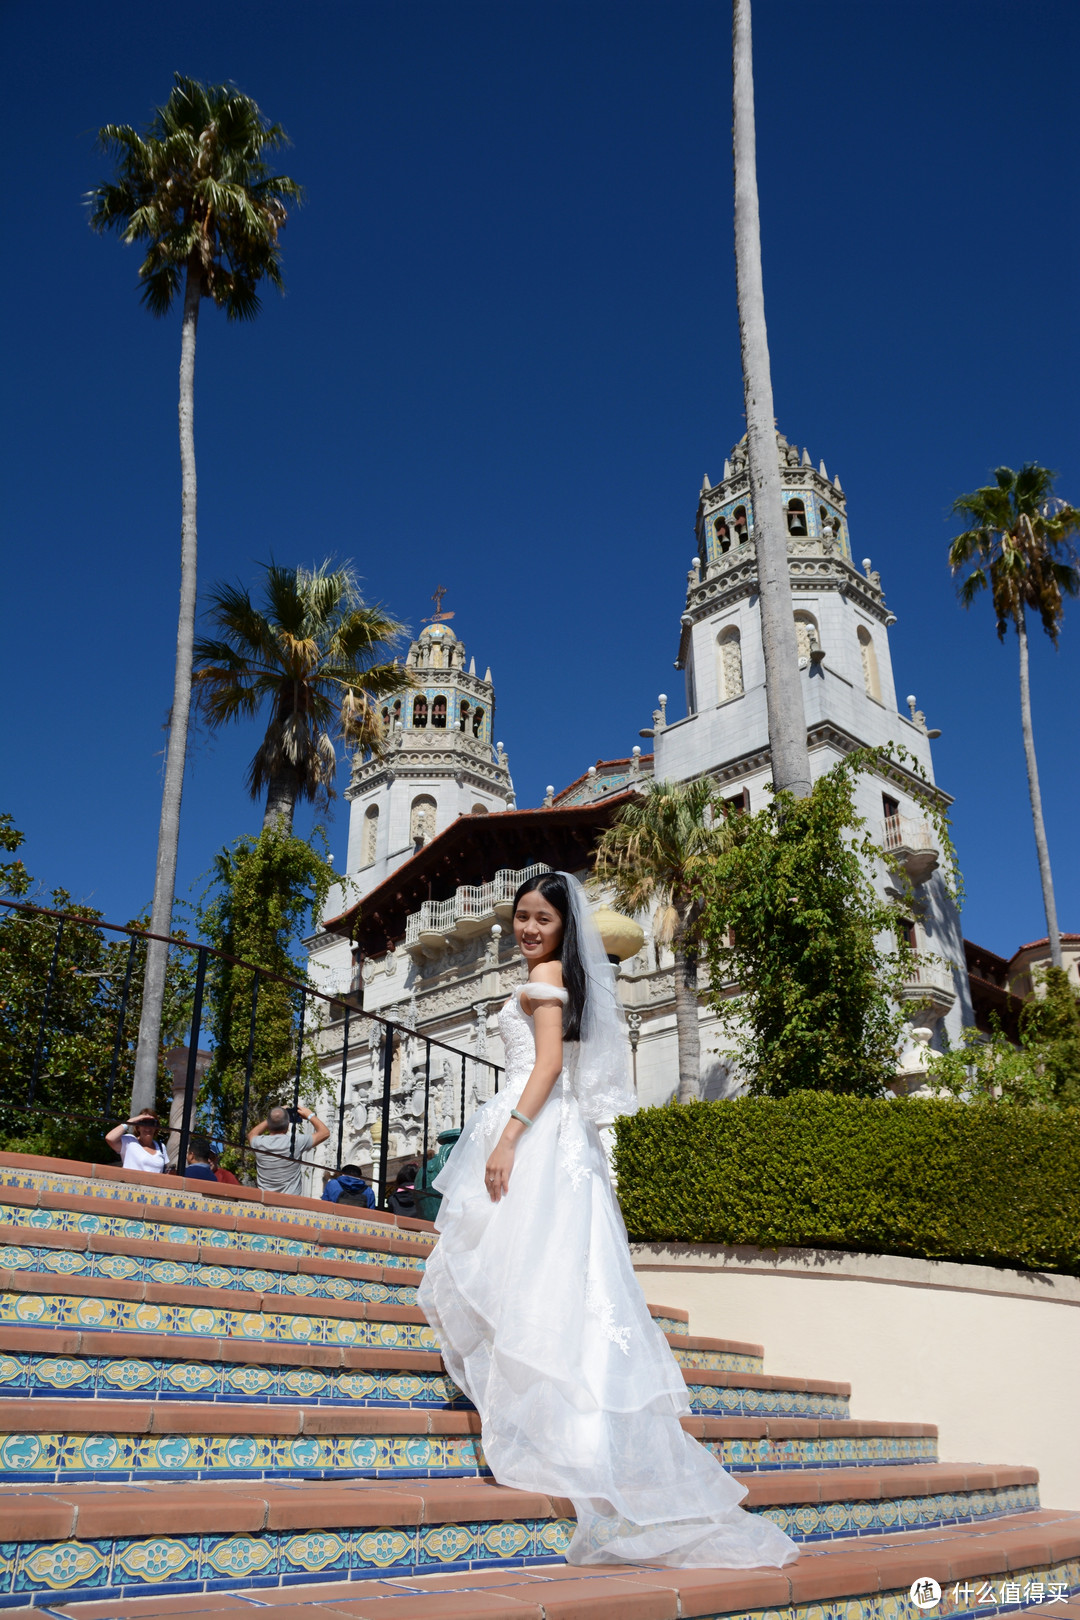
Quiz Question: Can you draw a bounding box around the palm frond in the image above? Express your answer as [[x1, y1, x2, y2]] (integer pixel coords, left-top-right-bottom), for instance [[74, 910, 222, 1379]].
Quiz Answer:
[[91, 75, 300, 320]]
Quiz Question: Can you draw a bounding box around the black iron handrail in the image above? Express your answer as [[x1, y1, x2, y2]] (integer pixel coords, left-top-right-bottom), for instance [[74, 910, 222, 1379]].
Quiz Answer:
[[0, 897, 502, 1207]]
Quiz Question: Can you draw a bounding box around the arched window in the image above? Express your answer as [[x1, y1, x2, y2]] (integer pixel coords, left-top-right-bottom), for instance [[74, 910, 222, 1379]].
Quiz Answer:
[[793, 610, 820, 665], [410, 794, 436, 847], [361, 804, 379, 867], [819, 506, 839, 544], [733, 505, 749, 543], [716, 625, 743, 702], [472, 705, 485, 738], [785, 498, 807, 536], [458, 700, 471, 733], [432, 696, 447, 729], [858, 624, 882, 701], [713, 515, 732, 554], [392, 699, 402, 729], [412, 695, 428, 728], [471, 803, 488, 816], [380, 706, 390, 733]]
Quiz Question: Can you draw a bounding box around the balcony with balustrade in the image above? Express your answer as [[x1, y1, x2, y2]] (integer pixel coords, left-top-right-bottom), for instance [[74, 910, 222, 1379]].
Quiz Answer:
[[897, 954, 956, 1024], [405, 862, 552, 959], [881, 814, 939, 885]]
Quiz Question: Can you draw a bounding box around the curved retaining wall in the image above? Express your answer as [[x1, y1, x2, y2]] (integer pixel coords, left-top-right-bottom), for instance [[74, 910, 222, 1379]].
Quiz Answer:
[[631, 1242, 1080, 1509]]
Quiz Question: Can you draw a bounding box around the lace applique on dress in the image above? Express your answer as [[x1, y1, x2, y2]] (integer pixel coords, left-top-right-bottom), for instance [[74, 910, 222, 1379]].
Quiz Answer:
[[558, 1092, 590, 1191], [585, 1275, 632, 1354]]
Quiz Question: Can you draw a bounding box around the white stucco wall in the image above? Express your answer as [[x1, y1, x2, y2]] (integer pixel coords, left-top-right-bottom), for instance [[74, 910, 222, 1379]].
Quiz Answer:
[[632, 1243, 1080, 1510]]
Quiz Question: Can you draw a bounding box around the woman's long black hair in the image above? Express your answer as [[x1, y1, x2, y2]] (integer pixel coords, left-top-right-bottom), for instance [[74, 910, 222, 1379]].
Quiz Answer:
[[512, 872, 585, 1041]]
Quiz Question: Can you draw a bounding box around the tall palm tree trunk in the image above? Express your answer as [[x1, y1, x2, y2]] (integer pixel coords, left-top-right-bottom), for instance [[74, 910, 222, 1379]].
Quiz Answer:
[[131, 262, 202, 1113], [263, 768, 300, 834], [673, 916, 701, 1103], [732, 0, 810, 799], [1016, 610, 1063, 968]]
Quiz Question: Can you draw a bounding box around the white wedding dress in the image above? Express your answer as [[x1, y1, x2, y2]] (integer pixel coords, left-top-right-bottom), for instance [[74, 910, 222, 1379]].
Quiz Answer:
[[417, 982, 798, 1568]]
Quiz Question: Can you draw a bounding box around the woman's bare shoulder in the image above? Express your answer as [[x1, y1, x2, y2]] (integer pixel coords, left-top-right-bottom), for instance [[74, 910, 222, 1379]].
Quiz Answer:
[[529, 960, 564, 988]]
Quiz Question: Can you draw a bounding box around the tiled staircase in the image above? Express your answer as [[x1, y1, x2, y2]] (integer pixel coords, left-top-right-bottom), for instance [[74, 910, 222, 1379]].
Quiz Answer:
[[0, 1152, 1075, 1619]]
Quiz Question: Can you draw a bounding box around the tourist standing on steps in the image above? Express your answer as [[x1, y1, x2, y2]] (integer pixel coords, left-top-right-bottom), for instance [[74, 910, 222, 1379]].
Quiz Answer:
[[105, 1111, 169, 1174], [248, 1104, 329, 1198], [418, 871, 798, 1570]]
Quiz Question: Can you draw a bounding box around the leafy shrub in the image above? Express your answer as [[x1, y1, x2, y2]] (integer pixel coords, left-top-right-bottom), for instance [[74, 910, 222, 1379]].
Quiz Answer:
[[614, 1092, 1080, 1275]]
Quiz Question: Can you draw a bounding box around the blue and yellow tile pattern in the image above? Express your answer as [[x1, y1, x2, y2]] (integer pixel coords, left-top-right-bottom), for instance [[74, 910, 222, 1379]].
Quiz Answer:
[[0, 1501, 1062, 1609], [0, 1427, 487, 1481], [0, 1514, 572, 1604], [0, 1424, 939, 1484], [0, 1290, 438, 1349], [683, 1378, 850, 1418], [0, 1345, 462, 1406], [0, 1240, 418, 1306], [0, 1202, 424, 1269], [0, 1168, 436, 1249]]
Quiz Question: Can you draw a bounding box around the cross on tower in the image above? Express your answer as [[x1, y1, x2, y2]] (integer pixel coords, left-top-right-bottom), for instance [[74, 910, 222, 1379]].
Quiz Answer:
[[424, 584, 455, 623]]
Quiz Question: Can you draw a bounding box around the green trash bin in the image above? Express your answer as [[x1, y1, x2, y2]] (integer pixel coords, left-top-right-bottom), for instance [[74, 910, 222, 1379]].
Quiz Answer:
[[415, 1128, 460, 1224]]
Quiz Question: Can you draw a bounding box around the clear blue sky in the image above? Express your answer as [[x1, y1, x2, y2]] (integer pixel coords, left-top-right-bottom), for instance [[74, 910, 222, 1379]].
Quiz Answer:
[[3, 0, 1077, 958]]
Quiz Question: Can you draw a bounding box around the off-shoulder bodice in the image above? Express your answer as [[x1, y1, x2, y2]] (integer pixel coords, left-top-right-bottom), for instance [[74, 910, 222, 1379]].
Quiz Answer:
[[497, 983, 568, 1092]]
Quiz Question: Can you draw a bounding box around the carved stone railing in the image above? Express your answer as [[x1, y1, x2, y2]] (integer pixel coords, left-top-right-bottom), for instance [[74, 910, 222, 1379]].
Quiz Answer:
[[405, 863, 552, 957], [881, 815, 939, 885]]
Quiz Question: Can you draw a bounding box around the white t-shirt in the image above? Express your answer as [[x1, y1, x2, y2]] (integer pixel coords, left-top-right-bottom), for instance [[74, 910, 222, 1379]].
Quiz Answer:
[[119, 1132, 169, 1173]]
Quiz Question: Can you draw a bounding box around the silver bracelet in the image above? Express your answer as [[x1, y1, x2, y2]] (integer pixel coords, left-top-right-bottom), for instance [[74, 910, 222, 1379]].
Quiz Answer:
[[510, 1108, 534, 1128]]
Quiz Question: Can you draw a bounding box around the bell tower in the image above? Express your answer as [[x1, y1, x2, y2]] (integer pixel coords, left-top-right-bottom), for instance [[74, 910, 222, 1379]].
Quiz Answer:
[[652, 429, 971, 1048], [344, 614, 515, 901]]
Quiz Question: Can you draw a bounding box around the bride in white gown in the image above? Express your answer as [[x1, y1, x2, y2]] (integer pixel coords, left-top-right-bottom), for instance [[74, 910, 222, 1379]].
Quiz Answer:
[[417, 871, 798, 1569]]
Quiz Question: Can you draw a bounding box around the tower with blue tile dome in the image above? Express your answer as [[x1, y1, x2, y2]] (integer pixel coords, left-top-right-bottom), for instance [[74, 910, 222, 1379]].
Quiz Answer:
[[343, 616, 515, 901]]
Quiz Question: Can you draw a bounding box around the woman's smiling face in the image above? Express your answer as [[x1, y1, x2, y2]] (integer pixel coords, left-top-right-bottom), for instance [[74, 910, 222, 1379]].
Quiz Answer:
[[513, 888, 564, 965]]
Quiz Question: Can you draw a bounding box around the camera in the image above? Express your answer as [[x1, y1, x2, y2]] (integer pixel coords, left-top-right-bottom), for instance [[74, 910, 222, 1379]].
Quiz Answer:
[[287, 1106, 304, 1125]]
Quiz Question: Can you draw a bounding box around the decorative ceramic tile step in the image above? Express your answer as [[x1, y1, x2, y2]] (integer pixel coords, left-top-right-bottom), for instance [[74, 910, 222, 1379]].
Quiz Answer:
[[681, 1367, 852, 1419], [0, 1325, 811, 1416], [0, 1401, 939, 1484], [0, 1229, 423, 1308], [39, 1514, 1080, 1620], [0, 1476, 1058, 1609], [738, 1463, 1040, 1538], [0, 1326, 458, 1408], [689, 1416, 937, 1472], [0, 1205, 427, 1272], [668, 1334, 766, 1374], [0, 1327, 810, 1417], [0, 1182, 433, 1265], [0, 1274, 439, 1351]]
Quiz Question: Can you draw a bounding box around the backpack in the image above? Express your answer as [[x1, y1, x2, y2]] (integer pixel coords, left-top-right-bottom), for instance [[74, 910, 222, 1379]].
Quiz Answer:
[[329, 1174, 376, 1209]]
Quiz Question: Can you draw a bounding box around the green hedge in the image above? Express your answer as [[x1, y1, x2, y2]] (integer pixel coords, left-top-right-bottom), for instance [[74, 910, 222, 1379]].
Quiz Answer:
[[614, 1093, 1080, 1275]]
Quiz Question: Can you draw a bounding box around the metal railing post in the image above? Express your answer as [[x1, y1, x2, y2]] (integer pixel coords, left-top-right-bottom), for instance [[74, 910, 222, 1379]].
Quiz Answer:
[[459, 1051, 467, 1128], [336, 1006, 351, 1170], [176, 947, 207, 1175], [377, 1023, 394, 1209], [290, 989, 307, 1157], [239, 971, 260, 1174], [421, 1040, 431, 1170], [29, 919, 64, 1106], [105, 935, 139, 1121]]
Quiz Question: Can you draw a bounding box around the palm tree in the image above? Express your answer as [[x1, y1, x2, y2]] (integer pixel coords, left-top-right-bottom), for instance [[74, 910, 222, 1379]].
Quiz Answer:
[[732, 0, 810, 799], [89, 75, 302, 1115], [593, 778, 732, 1102], [950, 464, 1080, 968], [193, 561, 413, 832]]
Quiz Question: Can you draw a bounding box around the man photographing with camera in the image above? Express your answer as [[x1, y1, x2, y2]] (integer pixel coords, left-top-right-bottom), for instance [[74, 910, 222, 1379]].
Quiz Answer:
[[248, 1104, 329, 1198]]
